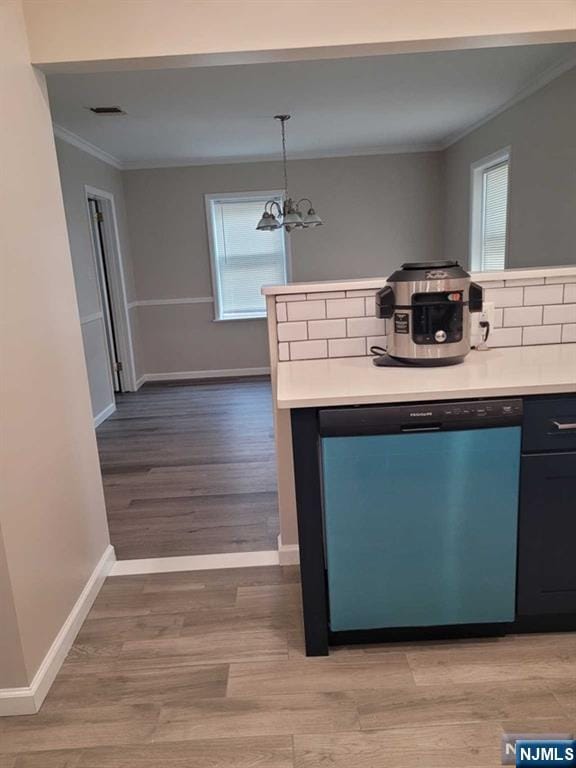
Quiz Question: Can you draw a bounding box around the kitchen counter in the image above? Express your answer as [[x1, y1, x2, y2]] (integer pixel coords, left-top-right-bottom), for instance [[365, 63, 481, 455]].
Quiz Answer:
[[277, 344, 576, 409]]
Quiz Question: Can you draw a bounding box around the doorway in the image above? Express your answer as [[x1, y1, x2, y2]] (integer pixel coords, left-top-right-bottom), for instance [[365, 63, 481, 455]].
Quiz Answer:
[[84, 185, 137, 404], [88, 197, 123, 393]]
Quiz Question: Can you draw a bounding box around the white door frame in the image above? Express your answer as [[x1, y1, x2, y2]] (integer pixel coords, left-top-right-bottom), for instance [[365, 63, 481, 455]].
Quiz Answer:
[[84, 185, 137, 392]]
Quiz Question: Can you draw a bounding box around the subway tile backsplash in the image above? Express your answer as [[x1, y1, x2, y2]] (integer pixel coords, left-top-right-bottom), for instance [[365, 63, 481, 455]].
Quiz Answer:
[[274, 271, 576, 360]]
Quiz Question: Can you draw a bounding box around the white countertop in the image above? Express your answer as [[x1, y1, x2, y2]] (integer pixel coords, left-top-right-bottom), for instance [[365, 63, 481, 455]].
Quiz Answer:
[[277, 344, 576, 409], [263, 265, 576, 297]]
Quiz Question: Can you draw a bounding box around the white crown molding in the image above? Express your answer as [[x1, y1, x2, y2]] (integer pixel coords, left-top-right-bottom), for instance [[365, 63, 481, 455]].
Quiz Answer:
[[120, 143, 442, 170], [53, 123, 123, 169], [0, 546, 115, 716], [442, 55, 576, 149], [128, 297, 213, 308], [111, 550, 280, 576], [53, 55, 575, 170]]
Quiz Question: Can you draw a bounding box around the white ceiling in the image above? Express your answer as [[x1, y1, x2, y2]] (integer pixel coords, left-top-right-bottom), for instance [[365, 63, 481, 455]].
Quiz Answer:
[[47, 43, 576, 168]]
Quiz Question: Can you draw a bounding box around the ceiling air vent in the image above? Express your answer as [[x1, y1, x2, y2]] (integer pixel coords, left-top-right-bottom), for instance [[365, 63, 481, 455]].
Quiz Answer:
[[88, 106, 126, 115]]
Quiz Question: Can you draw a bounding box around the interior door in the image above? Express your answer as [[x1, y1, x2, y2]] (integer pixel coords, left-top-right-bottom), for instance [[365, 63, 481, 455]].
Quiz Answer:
[[88, 198, 122, 393]]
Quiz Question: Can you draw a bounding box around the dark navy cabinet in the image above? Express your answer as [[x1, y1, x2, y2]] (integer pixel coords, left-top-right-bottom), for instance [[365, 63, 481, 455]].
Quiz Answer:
[[517, 397, 576, 618]]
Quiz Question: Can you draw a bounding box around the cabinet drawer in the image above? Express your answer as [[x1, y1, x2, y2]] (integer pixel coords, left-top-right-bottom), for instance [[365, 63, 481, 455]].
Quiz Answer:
[[522, 396, 576, 453]]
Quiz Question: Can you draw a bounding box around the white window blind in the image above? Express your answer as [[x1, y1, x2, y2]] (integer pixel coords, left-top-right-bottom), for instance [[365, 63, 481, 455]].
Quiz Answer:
[[480, 160, 509, 271], [207, 195, 287, 320]]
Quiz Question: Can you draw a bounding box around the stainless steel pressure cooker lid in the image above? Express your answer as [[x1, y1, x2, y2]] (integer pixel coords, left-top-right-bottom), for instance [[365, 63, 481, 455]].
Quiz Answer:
[[388, 260, 470, 282]]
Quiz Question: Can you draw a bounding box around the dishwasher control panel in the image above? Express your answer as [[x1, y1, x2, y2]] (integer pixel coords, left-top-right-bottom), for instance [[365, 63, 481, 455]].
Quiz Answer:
[[319, 399, 523, 437]]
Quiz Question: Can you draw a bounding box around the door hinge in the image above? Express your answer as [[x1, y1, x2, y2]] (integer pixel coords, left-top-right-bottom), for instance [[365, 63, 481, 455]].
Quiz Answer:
[[93, 211, 103, 223], [114, 361, 123, 372]]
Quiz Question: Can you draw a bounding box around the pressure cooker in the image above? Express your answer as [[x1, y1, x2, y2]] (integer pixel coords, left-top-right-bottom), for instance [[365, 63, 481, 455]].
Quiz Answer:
[[375, 261, 483, 365]]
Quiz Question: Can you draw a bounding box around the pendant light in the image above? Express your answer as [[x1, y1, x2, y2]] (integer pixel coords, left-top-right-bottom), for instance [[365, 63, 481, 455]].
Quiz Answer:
[[256, 115, 323, 233]]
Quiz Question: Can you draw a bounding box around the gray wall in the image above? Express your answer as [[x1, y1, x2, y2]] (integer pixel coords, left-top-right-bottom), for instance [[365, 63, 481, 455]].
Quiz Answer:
[[123, 152, 443, 374], [56, 67, 575, 381], [55, 137, 139, 416], [444, 66, 576, 270]]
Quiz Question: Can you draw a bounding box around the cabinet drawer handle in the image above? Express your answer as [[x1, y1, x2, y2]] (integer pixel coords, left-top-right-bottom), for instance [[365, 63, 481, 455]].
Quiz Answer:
[[551, 420, 576, 431]]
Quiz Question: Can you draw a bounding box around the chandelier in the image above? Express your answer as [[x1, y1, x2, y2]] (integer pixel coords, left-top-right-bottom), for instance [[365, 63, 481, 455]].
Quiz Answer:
[[256, 115, 323, 232]]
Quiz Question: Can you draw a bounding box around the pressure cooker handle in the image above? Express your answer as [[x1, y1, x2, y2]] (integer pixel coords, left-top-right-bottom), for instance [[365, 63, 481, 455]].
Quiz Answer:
[[469, 282, 483, 313], [376, 286, 395, 319]]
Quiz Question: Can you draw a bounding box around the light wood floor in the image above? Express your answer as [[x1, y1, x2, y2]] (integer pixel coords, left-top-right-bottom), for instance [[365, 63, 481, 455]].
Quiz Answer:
[[96, 378, 278, 560], [1, 566, 575, 767]]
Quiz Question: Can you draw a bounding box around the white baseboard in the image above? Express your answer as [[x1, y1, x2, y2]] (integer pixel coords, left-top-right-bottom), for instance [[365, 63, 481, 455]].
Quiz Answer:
[[111, 549, 280, 576], [93, 402, 116, 427], [0, 545, 116, 717], [278, 534, 300, 566], [138, 367, 270, 385]]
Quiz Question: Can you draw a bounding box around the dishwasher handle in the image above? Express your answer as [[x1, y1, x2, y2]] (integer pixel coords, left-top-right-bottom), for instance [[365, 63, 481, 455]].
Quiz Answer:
[[400, 424, 441, 433]]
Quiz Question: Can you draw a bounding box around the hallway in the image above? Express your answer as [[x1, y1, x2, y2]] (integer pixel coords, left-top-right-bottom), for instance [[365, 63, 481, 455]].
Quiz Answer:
[[96, 377, 278, 560]]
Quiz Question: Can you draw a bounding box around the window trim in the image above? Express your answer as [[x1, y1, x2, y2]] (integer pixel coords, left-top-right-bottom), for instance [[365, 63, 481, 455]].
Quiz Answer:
[[469, 147, 511, 273], [205, 190, 291, 321]]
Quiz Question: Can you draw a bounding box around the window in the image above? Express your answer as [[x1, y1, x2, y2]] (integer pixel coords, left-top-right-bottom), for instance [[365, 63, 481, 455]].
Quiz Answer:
[[470, 149, 510, 272], [206, 192, 288, 320]]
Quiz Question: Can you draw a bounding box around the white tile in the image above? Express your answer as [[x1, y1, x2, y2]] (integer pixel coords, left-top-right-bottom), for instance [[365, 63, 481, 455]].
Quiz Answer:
[[326, 297, 366, 319], [562, 324, 576, 343], [522, 325, 562, 346], [276, 293, 305, 302], [504, 278, 544, 287], [276, 302, 287, 322], [306, 291, 346, 300], [308, 318, 347, 339], [546, 276, 576, 284], [289, 339, 327, 360], [524, 284, 564, 306], [347, 316, 387, 337], [565, 284, 576, 302], [484, 287, 524, 308], [503, 305, 543, 327], [328, 337, 367, 358], [346, 289, 378, 297], [278, 342, 290, 361], [493, 308, 504, 328], [489, 327, 523, 348], [544, 304, 576, 324], [277, 321, 307, 342], [364, 296, 376, 316], [287, 299, 326, 321], [366, 335, 387, 352]]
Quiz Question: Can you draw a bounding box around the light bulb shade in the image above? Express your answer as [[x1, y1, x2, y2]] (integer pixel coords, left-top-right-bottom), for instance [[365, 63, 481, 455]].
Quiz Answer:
[[282, 210, 304, 228], [256, 211, 280, 231], [302, 208, 323, 227]]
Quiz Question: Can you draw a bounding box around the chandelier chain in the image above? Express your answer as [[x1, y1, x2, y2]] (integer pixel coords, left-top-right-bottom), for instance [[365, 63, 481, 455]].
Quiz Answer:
[[280, 118, 289, 199]]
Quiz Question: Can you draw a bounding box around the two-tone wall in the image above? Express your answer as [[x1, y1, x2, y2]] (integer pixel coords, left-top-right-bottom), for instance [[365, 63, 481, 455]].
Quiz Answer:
[[122, 151, 443, 380], [57, 65, 574, 390], [55, 138, 138, 420]]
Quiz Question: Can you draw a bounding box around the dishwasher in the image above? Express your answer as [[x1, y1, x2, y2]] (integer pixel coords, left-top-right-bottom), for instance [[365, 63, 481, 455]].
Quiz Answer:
[[319, 399, 523, 633]]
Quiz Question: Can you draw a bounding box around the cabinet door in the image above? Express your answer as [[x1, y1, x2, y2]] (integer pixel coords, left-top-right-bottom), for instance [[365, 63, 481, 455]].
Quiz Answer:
[[517, 452, 576, 616]]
